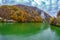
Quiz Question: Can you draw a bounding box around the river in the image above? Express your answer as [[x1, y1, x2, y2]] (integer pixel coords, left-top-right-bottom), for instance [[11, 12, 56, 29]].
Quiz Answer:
[[0, 23, 60, 40]]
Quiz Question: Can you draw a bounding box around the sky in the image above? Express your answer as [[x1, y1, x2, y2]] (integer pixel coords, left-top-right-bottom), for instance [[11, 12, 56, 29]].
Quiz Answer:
[[0, 0, 55, 5], [0, 0, 60, 17]]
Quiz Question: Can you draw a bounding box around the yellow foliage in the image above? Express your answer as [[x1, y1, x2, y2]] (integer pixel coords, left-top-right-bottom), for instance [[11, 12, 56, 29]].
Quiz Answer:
[[31, 19, 35, 22], [11, 13, 17, 20], [0, 5, 42, 22], [50, 17, 55, 24]]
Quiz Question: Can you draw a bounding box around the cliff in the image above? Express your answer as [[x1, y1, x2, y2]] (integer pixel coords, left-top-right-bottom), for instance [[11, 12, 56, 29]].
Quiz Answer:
[[50, 10, 60, 26], [0, 5, 43, 22], [0, 4, 54, 23]]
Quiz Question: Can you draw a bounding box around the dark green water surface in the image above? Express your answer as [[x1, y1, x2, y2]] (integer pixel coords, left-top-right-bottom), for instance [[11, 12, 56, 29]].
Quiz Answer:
[[0, 23, 60, 40]]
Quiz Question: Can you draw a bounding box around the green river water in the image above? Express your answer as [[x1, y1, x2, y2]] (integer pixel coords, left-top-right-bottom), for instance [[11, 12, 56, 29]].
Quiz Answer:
[[0, 23, 60, 40]]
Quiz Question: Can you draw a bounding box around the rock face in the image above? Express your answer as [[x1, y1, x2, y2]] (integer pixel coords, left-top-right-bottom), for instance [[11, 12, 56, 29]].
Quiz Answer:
[[57, 10, 60, 17], [0, 5, 19, 20], [40, 11, 52, 23], [0, 4, 54, 23], [44, 12, 52, 23], [50, 10, 60, 26], [56, 10, 60, 26], [0, 5, 43, 22]]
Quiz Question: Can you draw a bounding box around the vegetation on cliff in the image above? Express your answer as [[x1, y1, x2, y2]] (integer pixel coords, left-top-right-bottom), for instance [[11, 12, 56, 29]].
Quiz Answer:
[[50, 10, 60, 26], [0, 5, 60, 27], [56, 10, 60, 26], [0, 5, 42, 22]]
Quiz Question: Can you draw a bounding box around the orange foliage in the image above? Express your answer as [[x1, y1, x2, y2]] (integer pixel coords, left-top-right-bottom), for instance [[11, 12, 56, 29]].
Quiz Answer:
[[0, 5, 42, 22]]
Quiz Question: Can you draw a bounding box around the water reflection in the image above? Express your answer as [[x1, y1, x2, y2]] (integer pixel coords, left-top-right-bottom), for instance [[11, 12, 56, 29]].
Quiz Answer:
[[50, 25, 60, 39], [0, 23, 60, 40]]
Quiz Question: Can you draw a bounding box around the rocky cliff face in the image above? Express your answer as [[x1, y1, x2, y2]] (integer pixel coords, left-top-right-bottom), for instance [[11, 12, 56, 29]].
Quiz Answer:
[[0, 5, 43, 22], [57, 10, 60, 17], [0, 4, 54, 23], [43, 12, 52, 23], [50, 10, 60, 26], [40, 11, 52, 23], [0, 5, 20, 20], [56, 10, 60, 26]]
